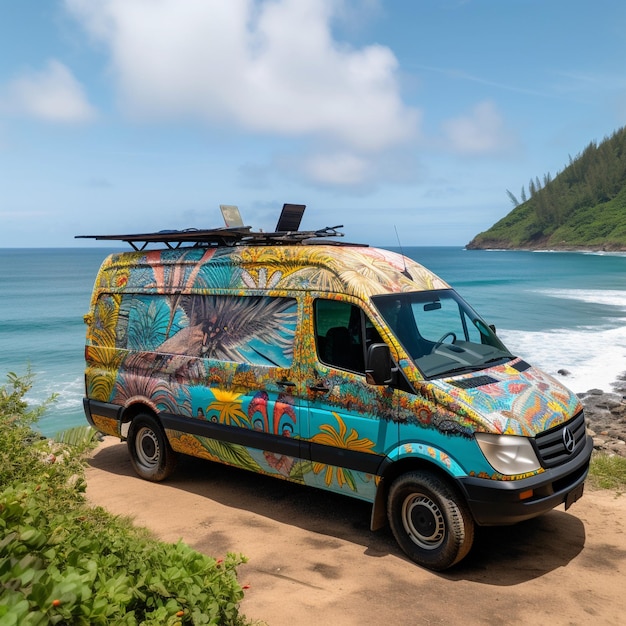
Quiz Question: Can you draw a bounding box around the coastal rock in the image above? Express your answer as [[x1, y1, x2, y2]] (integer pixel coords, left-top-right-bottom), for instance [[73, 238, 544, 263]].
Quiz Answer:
[[579, 387, 626, 458]]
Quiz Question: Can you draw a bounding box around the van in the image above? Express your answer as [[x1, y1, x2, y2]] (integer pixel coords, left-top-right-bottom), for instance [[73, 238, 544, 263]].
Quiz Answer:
[[79, 205, 593, 570]]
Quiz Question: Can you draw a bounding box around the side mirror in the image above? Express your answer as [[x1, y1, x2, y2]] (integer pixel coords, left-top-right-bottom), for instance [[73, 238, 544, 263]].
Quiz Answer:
[[366, 343, 396, 386], [475, 318, 497, 336]]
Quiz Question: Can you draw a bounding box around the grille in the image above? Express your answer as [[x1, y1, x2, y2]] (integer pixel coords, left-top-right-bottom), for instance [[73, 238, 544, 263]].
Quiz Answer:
[[512, 359, 531, 372], [534, 410, 587, 468]]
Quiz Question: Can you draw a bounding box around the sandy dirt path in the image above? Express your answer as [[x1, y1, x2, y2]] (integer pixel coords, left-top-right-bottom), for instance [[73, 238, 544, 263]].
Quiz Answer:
[[86, 437, 626, 625]]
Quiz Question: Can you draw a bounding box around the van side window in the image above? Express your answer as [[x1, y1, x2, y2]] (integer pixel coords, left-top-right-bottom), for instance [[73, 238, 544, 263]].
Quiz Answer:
[[314, 299, 368, 373], [112, 293, 297, 367]]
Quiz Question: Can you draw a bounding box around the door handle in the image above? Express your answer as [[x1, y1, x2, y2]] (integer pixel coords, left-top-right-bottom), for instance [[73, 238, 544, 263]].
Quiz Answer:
[[308, 383, 330, 393], [277, 379, 296, 388]]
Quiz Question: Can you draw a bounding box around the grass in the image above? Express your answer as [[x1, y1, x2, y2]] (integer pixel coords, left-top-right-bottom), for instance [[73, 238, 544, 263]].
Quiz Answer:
[[588, 452, 626, 492]]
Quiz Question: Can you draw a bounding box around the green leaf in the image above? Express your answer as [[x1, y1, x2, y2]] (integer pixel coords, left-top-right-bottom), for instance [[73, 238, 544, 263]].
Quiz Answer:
[[200, 439, 263, 473]]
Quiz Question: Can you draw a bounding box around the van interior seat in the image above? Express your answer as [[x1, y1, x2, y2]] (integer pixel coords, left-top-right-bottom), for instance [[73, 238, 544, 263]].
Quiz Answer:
[[325, 326, 362, 372]]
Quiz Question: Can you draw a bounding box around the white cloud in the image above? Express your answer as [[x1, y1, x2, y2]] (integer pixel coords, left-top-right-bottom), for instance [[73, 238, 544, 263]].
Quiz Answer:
[[441, 100, 516, 156], [65, 0, 420, 184], [2, 60, 96, 123]]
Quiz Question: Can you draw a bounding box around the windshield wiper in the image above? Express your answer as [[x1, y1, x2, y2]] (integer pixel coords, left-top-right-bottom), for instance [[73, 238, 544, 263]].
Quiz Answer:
[[434, 356, 513, 378], [437, 363, 488, 377], [483, 355, 514, 365]]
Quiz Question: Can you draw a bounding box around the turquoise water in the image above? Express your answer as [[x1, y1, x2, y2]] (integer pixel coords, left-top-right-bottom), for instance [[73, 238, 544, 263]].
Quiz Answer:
[[0, 248, 119, 437], [2, 246, 626, 437]]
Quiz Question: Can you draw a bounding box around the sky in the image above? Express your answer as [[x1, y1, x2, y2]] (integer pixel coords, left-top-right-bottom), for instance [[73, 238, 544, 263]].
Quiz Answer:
[[1, 0, 625, 248]]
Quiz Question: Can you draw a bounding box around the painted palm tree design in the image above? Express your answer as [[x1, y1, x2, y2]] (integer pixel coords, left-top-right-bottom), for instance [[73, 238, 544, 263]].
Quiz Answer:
[[311, 413, 376, 491], [236, 245, 343, 292], [123, 296, 188, 351], [170, 294, 296, 364], [205, 389, 249, 427], [113, 353, 192, 414]]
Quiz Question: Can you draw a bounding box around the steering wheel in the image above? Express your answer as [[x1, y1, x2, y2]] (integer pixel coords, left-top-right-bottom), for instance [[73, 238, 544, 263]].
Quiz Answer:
[[433, 332, 457, 351]]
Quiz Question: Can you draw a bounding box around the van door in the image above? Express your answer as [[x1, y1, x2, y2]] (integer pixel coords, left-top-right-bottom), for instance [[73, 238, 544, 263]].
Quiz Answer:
[[143, 293, 306, 482], [302, 297, 398, 500]]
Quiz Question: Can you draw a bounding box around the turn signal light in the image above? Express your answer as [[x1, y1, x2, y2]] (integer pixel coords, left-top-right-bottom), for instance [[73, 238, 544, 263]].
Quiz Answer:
[[519, 489, 534, 501]]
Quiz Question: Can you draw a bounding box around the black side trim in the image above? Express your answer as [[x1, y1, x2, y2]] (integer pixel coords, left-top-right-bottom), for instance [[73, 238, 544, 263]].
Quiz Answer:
[[160, 412, 385, 476], [161, 413, 302, 458], [309, 441, 384, 475]]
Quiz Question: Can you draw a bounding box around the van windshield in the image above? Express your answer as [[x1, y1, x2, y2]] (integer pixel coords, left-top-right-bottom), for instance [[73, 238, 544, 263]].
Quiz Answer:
[[372, 289, 514, 379]]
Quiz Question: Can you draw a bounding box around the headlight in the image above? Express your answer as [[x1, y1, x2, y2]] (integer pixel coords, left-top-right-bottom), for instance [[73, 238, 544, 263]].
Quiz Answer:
[[475, 433, 541, 475]]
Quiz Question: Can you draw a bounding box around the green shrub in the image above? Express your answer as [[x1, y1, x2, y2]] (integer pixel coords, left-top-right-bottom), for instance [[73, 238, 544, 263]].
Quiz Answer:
[[53, 425, 101, 448], [0, 372, 251, 625]]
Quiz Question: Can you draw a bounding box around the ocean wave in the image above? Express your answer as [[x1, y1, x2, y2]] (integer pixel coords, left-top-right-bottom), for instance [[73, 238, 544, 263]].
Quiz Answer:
[[26, 374, 87, 437], [500, 325, 626, 395], [582, 251, 626, 257], [25, 375, 84, 411], [533, 288, 626, 309]]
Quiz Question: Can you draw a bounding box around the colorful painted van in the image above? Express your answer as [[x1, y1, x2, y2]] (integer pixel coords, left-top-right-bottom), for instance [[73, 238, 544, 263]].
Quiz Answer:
[[80, 209, 592, 570]]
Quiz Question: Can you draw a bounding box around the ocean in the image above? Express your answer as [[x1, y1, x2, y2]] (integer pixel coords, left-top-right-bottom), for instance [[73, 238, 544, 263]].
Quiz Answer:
[[2, 246, 626, 437]]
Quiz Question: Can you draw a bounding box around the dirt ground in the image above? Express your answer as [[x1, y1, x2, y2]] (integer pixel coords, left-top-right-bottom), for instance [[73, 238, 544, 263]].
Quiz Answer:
[[86, 437, 626, 626]]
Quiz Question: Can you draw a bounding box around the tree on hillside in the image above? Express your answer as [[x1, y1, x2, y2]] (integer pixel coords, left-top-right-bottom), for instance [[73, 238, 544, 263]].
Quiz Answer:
[[506, 189, 520, 207], [474, 125, 626, 249]]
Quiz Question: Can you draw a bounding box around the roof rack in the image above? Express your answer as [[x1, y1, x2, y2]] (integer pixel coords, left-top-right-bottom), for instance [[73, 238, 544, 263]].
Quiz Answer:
[[75, 204, 349, 251]]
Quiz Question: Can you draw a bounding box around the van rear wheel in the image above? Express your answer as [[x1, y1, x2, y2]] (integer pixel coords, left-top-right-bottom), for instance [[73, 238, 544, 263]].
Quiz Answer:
[[388, 471, 474, 571], [127, 413, 177, 482]]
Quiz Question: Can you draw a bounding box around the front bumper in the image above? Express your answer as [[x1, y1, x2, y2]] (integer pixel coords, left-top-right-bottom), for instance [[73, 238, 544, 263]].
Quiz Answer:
[[458, 434, 593, 525]]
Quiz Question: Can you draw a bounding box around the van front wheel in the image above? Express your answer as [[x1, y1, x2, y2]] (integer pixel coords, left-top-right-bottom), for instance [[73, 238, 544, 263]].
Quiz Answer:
[[388, 471, 474, 570], [127, 414, 177, 482]]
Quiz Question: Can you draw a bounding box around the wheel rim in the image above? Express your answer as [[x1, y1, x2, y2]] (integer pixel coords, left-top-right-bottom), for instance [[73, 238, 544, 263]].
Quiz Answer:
[[135, 426, 160, 469], [401, 493, 446, 550]]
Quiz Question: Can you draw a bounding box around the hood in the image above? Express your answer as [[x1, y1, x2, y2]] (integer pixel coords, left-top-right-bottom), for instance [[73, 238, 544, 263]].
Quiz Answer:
[[436, 358, 583, 436]]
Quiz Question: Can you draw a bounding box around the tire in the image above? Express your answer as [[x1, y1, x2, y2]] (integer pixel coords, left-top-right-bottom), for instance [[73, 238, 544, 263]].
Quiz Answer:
[[127, 413, 177, 482], [387, 471, 474, 571]]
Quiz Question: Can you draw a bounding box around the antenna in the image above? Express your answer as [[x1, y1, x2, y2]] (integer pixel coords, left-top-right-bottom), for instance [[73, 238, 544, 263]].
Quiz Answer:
[[394, 225, 412, 279]]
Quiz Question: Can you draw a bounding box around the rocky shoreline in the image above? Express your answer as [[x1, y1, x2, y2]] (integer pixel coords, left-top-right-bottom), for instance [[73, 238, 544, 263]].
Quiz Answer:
[[576, 374, 626, 457]]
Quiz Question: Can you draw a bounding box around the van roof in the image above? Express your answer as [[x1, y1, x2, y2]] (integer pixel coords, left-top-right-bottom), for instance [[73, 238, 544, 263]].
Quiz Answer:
[[96, 243, 450, 298]]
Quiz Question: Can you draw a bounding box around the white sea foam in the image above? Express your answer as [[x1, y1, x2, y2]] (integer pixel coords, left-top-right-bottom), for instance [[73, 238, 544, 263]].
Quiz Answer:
[[535, 288, 626, 310], [582, 251, 626, 257], [25, 373, 86, 436], [24, 371, 83, 409], [500, 325, 626, 395]]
